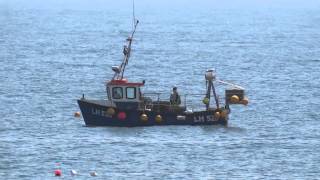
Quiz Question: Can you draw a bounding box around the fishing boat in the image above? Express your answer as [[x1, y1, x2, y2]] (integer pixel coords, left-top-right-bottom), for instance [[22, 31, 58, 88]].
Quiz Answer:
[[77, 18, 249, 127]]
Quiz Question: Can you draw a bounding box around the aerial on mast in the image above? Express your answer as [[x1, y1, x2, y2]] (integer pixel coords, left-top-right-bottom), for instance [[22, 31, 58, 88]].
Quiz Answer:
[[112, 0, 139, 80]]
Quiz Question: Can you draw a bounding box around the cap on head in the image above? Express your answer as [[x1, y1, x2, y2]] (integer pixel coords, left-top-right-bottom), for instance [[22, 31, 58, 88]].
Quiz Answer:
[[173, 87, 177, 91]]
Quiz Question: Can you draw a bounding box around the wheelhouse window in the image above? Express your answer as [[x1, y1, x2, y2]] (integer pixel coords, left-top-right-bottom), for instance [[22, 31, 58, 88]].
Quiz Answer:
[[126, 87, 136, 99], [112, 87, 123, 99]]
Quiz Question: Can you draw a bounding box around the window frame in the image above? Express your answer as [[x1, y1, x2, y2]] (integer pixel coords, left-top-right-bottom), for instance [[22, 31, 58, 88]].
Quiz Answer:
[[126, 87, 136, 99], [112, 87, 123, 99]]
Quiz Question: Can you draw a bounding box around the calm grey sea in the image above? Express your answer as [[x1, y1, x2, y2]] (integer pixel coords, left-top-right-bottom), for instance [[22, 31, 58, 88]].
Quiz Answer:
[[0, 3, 320, 179]]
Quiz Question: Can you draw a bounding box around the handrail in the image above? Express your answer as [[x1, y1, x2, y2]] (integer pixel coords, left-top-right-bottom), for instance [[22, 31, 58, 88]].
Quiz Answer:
[[143, 92, 208, 96], [142, 92, 227, 111]]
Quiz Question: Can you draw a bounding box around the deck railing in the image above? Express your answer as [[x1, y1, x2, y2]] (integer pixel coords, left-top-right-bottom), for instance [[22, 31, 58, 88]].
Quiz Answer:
[[142, 92, 226, 111]]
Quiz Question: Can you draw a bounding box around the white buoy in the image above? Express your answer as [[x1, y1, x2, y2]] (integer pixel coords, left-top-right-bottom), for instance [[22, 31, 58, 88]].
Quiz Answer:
[[177, 115, 186, 121], [74, 111, 81, 117], [90, 171, 98, 176], [70, 169, 78, 176]]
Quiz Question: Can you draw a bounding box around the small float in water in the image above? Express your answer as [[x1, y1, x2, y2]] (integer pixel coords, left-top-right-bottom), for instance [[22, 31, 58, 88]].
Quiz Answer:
[[77, 18, 248, 127]]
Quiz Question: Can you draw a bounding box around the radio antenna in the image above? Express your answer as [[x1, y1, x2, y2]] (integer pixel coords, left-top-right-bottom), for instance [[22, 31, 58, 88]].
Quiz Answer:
[[112, 0, 139, 80], [132, 0, 135, 30]]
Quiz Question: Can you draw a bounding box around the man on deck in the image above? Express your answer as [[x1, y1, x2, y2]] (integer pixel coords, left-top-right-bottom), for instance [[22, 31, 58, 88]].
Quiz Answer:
[[170, 87, 181, 105]]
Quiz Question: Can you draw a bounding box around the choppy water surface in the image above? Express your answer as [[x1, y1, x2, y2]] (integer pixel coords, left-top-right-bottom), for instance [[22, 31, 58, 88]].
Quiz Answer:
[[0, 5, 320, 179]]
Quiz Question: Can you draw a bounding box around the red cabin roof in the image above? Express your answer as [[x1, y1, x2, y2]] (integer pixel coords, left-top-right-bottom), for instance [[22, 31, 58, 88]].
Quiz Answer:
[[107, 79, 144, 86]]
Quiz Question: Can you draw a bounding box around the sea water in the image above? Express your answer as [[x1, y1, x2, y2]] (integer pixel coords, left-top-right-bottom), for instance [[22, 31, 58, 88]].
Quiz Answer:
[[0, 2, 320, 179]]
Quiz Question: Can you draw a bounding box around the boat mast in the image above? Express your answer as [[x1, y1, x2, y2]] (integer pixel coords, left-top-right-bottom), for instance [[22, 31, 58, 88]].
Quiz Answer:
[[112, 0, 139, 80], [204, 70, 220, 110]]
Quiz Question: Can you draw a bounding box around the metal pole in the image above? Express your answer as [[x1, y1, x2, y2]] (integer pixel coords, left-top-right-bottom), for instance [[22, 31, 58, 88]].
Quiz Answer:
[[211, 83, 219, 109], [206, 80, 212, 110]]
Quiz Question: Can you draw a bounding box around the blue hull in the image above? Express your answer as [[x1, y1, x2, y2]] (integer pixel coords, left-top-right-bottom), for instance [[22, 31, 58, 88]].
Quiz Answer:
[[78, 99, 228, 127]]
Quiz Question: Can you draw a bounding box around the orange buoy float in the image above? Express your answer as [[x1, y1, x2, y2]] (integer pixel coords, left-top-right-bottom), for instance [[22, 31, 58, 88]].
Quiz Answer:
[[214, 111, 220, 119], [140, 113, 148, 122], [117, 112, 126, 120], [240, 97, 249, 106], [155, 115, 162, 123], [107, 107, 115, 116], [54, 169, 62, 176], [74, 111, 81, 118], [230, 95, 239, 103]]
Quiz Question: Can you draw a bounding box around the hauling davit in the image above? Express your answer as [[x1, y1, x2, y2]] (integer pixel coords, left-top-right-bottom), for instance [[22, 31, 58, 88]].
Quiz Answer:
[[77, 19, 248, 127]]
